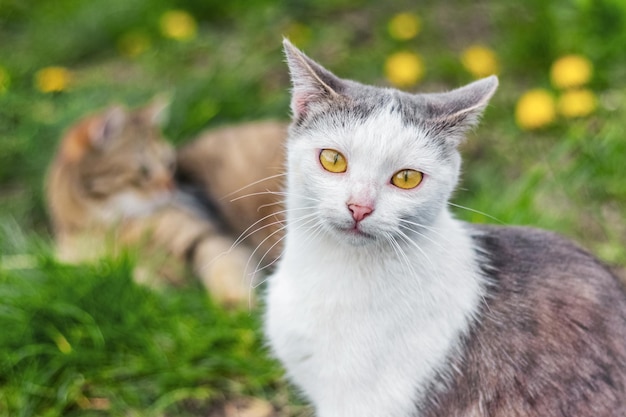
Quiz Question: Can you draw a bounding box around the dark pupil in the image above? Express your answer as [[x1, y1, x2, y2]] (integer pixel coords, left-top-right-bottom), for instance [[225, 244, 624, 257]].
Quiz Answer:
[[403, 170, 408, 182], [333, 153, 339, 165]]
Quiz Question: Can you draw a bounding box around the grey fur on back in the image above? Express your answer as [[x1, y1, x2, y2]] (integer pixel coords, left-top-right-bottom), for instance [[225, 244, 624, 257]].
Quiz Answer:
[[421, 225, 626, 416]]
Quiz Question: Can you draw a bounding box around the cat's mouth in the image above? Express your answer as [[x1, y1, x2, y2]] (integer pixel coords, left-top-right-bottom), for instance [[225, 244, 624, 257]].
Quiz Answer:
[[324, 217, 377, 244], [337, 224, 376, 241]]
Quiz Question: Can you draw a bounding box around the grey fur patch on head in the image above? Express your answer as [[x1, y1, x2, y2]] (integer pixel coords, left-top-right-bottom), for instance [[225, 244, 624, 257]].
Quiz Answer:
[[283, 38, 498, 146]]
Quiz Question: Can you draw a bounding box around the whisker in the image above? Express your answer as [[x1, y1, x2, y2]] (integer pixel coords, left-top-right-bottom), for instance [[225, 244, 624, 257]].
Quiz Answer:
[[250, 232, 292, 288], [230, 206, 315, 251], [247, 215, 321, 293], [218, 172, 287, 200], [447, 202, 504, 224], [229, 190, 284, 203], [395, 229, 442, 288], [232, 217, 284, 250], [193, 211, 306, 276], [249, 212, 320, 281], [256, 199, 285, 212], [251, 248, 285, 285], [398, 223, 447, 252], [384, 232, 412, 274], [288, 222, 325, 262], [398, 223, 467, 271], [398, 218, 450, 236], [244, 212, 319, 278], [244, 224, 290, 303], [384, 232, 425, 304], [230, 189, 318, 204]]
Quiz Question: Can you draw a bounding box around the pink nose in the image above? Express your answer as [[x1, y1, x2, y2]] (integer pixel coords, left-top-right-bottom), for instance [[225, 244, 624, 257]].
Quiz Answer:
[[348, 204, 373, 223]]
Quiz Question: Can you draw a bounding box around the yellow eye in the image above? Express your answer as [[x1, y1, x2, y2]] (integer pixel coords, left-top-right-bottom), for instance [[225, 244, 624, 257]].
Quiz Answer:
[[391, 169, 423, 189], [319, 149, 347, 173]]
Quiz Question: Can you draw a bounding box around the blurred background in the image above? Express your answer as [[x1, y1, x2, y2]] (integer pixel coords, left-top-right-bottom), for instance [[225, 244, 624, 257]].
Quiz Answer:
[[0, 0, 625, 415]]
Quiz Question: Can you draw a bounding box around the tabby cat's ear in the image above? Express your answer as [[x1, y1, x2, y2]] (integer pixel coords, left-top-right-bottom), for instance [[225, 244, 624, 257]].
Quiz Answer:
[[421, 76, 498, 144], [283, 38, 345, 120], [89, 106, 127, 149]]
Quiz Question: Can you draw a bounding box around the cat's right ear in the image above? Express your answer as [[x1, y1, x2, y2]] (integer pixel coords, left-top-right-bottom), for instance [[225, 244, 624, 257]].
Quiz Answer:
[[283, 38, 345, 120], [88, 106, 127, 149]]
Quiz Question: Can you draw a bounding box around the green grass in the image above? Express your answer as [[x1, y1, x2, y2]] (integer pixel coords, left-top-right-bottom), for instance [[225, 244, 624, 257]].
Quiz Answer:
[[1, 0, 625, 414], [0, 252, 284, 416]]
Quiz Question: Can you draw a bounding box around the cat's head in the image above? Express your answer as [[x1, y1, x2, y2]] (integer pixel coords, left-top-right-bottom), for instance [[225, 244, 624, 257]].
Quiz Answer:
[[282, 39, 497, 246], [51, 98, 176, 225]]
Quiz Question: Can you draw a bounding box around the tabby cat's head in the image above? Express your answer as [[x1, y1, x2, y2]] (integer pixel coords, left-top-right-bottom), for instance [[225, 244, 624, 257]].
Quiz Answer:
[[282, 39, 498, 246], [48, 99, 175, 230]]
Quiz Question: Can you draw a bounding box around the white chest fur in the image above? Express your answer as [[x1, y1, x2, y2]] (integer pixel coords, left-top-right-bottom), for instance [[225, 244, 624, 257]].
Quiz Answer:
[[265, 211, 486, 417]]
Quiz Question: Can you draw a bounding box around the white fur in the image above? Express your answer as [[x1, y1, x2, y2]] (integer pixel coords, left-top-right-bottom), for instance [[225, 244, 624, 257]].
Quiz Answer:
[[96, 189, 173, 224], [265, 107, 486, 417]]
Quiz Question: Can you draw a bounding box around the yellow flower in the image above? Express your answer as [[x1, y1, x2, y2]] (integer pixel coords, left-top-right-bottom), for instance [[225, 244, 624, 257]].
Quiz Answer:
[[0, 66, 9, 94], [515, 89, 556, 130], [384, 51, 425, 88], [118, 31, 151, 57], [550, 54, 593, 89], [160, 10, 197, 41], [35, 66, 72, 93], [388, 12, 421, 41], [557, 89, 597, 118], [461, 45, 499, 78]]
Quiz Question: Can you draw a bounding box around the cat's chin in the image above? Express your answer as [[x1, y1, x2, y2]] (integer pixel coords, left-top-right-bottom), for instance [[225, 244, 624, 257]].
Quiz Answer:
[[330, 225, 378, 247]]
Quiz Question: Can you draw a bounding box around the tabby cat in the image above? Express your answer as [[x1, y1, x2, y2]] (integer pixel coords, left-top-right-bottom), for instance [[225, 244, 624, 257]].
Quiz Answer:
[[264, 39, 626, 417], [46, 99, 262, 307]]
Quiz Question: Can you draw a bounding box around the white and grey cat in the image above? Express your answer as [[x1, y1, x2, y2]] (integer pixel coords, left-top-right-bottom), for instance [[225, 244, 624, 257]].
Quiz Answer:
[[264, 39, 626, 417]]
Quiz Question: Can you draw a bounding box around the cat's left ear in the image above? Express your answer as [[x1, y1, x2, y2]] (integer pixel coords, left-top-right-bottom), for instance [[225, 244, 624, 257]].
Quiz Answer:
[[88, 106, 128, 149], [422, 76, 498, 144], [283, 38, 346, 121]]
